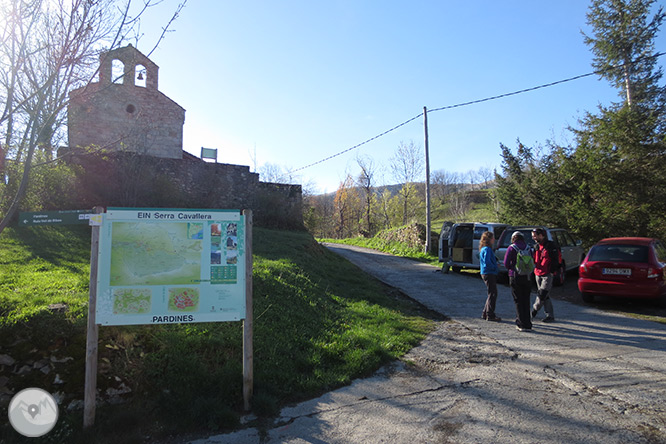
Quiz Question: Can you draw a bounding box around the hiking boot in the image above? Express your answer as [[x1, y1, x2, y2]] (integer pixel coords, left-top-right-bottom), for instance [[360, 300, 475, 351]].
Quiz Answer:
[[516, 326, 532, 332], [542, 317, 555, 323], [486, 316, 502, 322]]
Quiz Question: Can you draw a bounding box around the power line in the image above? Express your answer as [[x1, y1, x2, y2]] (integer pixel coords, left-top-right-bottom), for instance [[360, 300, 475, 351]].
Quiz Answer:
[[292, 113, 423, 173], [428, 71, 598, 113], [293, 52, 665, 174]]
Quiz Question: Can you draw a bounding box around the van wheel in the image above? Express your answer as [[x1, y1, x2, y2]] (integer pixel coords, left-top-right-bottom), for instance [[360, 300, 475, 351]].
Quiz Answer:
[[452, 266, 461, 273], [581, 292, 594, 303]]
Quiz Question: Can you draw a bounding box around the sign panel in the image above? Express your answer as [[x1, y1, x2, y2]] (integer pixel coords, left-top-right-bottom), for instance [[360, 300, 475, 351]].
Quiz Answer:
[[201, 147, 217, 160], [19, 210, 93, 226], [95, 208, 246, 326]]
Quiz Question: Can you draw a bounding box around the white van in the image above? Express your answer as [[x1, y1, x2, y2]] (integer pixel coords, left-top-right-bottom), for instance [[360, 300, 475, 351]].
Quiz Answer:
[[439, 222, 509, 273]]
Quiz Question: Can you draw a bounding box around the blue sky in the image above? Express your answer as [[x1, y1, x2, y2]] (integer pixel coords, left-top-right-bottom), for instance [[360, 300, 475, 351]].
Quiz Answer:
[[136, 1, 666, 194]]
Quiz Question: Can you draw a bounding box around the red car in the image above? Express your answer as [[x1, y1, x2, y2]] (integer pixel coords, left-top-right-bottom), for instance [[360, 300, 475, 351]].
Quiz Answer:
[[578, 237, 666, 303]]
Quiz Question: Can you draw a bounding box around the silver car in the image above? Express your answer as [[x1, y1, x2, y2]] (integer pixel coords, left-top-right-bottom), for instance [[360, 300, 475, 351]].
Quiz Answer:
[[496, 226, 586, 285]]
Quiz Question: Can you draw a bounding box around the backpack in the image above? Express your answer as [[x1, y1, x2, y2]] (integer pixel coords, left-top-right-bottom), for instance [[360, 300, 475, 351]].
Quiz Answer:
[[512, 244, 535, 275], [546, 240, 562, 274]]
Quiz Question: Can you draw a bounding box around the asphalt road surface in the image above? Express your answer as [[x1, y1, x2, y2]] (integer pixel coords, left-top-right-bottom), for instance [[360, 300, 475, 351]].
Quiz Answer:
[[192, 243, 666, 444]]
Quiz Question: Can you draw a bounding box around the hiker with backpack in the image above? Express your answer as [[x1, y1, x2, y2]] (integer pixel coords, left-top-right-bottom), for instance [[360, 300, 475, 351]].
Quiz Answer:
[[531, 228, 559, 323], [503, 231, 533, 331], [479, 231, 501, 322]]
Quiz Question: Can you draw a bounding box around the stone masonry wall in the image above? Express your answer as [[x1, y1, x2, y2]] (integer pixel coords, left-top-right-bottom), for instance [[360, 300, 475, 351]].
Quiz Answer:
[[68, 83, 184, 159], [62, 149, 304, 230]]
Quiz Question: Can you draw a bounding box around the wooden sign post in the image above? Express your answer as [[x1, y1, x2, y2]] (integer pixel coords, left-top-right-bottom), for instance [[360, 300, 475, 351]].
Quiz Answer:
[[242, 209, 253, 410], [84, 206, 103, 428]]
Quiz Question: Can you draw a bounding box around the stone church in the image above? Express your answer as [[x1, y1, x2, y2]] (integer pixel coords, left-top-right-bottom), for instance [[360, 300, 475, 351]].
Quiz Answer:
[[68, 44, 185, 159], [64, 45, 302, 229]]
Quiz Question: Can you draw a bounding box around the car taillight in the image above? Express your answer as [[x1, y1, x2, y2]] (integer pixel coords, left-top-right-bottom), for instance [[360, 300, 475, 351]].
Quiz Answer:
[[579, 263, 588, 276], [648, 267, 663, 279]]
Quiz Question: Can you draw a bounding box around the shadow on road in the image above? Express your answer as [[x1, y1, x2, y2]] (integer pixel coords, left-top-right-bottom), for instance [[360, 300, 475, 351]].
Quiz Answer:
[[450, 268, 666, 321]]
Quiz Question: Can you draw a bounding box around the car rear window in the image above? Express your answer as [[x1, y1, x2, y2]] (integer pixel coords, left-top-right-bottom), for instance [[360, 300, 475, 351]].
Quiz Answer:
[[588, 244, 649, 263], [654, 241, 666, 263]]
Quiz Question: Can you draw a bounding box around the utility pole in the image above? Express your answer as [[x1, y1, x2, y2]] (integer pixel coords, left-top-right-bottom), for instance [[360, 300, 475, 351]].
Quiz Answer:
[[423, 106, 431, 255]]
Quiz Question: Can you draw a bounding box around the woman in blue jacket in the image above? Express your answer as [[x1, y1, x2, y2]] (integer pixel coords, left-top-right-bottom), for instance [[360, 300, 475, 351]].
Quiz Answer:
[[479, 231, 501, 322]]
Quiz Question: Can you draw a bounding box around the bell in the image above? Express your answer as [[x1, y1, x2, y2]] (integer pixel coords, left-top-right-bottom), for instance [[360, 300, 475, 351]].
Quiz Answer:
[[137, 72, 144, 80]]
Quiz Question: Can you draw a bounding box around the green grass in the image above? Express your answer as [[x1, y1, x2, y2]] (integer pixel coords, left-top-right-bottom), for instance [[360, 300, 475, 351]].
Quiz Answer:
[[623, 312, 666, 325], [319, 235, 441, 267], [0, 226, 437, 443], [0, 226, 92, 324]]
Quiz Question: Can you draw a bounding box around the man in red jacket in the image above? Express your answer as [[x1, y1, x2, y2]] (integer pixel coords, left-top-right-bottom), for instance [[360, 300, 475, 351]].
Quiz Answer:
[[531, 228, 559, 322]]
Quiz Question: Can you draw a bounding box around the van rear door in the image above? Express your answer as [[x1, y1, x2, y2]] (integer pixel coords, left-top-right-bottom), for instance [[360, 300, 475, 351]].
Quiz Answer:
[[451, 223, 475, 265], [439, 222, 454, 262]]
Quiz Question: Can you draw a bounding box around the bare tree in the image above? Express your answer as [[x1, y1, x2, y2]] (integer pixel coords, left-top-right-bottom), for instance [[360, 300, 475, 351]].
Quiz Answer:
[[0, 0, 186, 234], [390, 140, 424, 225], [431, 169, 462, 203], [450, 187, 471, 221], [302, 178, 327, 236], [477, 166, 493, 189], [355, 155, 377, 235], [258, 162, 289, 183], [467, 169, 479, 190], [304, 193, 336, 238], [333, 174, 360, 238], [377, 188, 392, 230]]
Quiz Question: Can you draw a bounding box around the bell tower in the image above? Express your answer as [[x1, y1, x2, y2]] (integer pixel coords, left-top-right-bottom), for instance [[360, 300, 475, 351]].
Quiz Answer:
[[68, 44, 185, 159]]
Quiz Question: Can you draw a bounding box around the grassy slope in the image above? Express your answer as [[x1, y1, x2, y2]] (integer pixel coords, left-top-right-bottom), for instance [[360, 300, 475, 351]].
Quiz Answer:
[[0, 226, 437, 443], [320, 235, 441, 266]]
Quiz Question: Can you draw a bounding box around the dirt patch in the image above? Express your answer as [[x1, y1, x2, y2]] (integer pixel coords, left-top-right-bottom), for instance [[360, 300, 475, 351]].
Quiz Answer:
[[403, 321, 518, 374]]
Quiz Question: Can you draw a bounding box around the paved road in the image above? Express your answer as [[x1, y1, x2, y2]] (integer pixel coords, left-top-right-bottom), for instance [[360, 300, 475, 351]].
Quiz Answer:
[[192, 243, 666, 444]]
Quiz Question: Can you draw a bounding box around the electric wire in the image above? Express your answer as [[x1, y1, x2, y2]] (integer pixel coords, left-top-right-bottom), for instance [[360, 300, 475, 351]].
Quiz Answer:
[[292, 113, 424, 173], [293, 51, 665, 174]]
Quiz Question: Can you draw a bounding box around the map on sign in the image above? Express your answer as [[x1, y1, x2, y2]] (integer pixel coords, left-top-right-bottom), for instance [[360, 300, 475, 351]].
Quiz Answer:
[[110, 222, 203, 286], [95, 209, 246, 326], [112, 289, 152, 314], [168, 287, 200, 311]]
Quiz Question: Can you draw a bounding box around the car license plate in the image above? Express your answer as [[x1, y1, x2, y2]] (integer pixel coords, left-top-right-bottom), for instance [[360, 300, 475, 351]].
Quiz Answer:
[[602, 268, 632, 276]]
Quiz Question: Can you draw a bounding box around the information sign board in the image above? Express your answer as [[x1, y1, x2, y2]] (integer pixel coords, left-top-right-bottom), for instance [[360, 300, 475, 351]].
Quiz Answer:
[[95, 208, 246, 326]]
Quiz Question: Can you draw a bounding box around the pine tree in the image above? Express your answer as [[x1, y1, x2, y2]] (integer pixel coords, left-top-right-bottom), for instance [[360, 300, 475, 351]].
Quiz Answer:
[[571, 0, 666, 239], [583, 0, 665, 108], [495, 1, 666, 243]]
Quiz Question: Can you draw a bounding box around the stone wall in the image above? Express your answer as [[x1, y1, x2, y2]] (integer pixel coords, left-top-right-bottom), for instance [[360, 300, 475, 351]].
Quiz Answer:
[[62, 149, 304, 230]]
